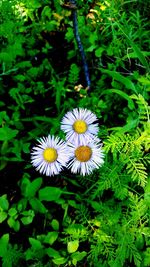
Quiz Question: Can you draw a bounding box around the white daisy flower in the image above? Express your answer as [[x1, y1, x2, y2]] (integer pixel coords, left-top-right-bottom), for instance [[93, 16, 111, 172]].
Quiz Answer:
[[31, 135, 70, 176], [61, 108, 99, 143], [67, 139, 104, 176]]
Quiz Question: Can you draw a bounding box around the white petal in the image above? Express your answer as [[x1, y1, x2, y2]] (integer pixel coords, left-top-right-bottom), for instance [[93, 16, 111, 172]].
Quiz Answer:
[[31, 135, 70, 176], [67, 139, 104, 176]]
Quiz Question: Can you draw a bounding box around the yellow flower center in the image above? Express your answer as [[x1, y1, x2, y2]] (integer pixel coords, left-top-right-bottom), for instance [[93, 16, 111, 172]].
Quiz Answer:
[[73, 120, 87, 134], [43, 148, 58, 163], [75, 146, 92, 162]]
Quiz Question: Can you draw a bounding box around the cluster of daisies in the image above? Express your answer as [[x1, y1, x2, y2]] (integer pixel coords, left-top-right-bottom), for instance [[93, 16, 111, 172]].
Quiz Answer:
[[31, 108, 104, 176]]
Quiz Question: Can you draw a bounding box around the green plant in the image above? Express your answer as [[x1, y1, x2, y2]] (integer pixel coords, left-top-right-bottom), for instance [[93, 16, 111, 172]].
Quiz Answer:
[[0, 0, 149, 266]]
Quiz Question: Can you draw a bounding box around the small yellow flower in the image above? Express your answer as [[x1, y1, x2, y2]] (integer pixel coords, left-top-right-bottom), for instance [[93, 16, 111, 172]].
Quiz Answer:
[[43, 148, 58, 163]]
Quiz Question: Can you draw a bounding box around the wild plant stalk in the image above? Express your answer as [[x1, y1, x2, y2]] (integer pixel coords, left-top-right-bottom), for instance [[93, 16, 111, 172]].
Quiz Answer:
[[63, 0, 91, 91]]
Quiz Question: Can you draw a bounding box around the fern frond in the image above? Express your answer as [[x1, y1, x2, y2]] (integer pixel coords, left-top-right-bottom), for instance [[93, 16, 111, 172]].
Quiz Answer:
[[65, 223, 87, 240], [134, 123, 150, 151], [112, 178, 128, 200], [104, 129, 149, 188], [89, 163, 126, 200], [104, 132, 140, 154], [89, 235, 115, 265], [75, 203, 90, 224], [129, 192, 148, 223], [131, 94, 150, 123], [142, 153, 150, 165], [143, 248, 150, 266], [128, 243, 142, 267], [104, 133, 125, 153], [90, 173, 111, 200], [127, 159, 147, 187]]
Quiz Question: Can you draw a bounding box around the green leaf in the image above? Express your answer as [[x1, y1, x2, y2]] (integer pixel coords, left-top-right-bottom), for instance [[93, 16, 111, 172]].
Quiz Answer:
[[41, 6, 51, 19], [100, 69, 136, 93], [7, 217, 20, 231], [29, 198, 47, 214], [27, 67, 39, 78], [0, 234, 9, 257], [130, 43, 149, 71], [1, 141, 8, 157], [116, 23, 149, 72], [14, 74, 26, 82], [8, 208, 17, 217], [0, 159, 7, 171], [16, 61, 32, 68], [26, 178, 43, 198], [138, 76, 150, 86], [71, 251, 87, 262], [22, 142, 30, 153], [0, 52, 12, 63], [0, 194, 9, 210], [17, 198, 28, 211], [52, 257, 67, 265], [86, 44, 97, 52], [44, 232, 58, 245], [0, 211, 7, 223], [95, 47, 105, 57], [21, 216, 34, 225], [101, 89, 135, 110], [108, 118, 139, 133], [0, 127, 18, 141], [29, 238, 43, 250], [0, 111, 9, 124], [51, 219, 59, 231], [38, 187, 62, 202], [67, 240, 79, 254], [46, 247, 60, 258], [144, 248, 150, 266], [21, 210, 35, 225], [20, 177, 31, 197]]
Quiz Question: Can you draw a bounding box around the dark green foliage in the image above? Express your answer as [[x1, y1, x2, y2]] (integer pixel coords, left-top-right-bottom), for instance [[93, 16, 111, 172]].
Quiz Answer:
[[0, 0, 150, 266]]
